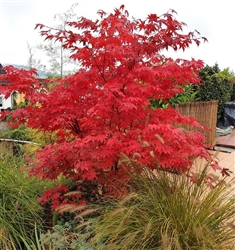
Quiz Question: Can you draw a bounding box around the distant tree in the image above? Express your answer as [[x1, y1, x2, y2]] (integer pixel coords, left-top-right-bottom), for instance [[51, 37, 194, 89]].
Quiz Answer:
[[26, 41, 46, 71], [35, 3, 79, 77], [195, 63, 235, 118]]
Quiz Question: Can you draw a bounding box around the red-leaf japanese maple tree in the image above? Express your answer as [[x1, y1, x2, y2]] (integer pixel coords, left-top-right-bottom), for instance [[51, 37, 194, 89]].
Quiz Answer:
[[1, 6, 216, 209]]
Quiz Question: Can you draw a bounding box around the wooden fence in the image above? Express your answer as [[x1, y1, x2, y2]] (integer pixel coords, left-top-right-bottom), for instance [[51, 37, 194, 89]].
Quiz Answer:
[[173, 100, 219, 146]]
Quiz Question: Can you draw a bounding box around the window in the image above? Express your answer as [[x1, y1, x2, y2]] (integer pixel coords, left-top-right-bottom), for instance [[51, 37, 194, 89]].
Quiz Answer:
[[12, 91, 18, 99]]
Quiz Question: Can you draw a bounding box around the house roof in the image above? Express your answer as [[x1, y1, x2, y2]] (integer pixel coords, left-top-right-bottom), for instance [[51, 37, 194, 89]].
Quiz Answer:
[[0, 64, 5, 75], [2, 63, 47, 78]]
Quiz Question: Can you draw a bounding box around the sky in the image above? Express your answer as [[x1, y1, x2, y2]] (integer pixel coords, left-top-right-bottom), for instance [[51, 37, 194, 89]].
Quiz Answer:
[[1, 0, 235, 72]]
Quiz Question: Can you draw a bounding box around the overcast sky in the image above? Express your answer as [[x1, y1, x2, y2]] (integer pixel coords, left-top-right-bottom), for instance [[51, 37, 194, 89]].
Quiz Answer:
[[1, 0, 235, 72]]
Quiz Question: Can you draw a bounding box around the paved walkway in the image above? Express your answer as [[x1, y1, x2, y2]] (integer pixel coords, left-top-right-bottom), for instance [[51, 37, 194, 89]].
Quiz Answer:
[[216, 128, 235, 149], [193, 150, 235, 175], [212, 150, 235, 170], [193, 150, 235, 198], [193, 149, 235, 167]]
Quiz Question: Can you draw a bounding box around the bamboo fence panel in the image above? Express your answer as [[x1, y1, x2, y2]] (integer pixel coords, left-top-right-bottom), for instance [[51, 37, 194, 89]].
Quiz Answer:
[[173, 100, 218, 146]]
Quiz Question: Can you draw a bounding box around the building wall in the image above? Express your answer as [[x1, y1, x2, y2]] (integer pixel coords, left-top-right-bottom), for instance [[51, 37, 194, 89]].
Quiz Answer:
[[13, 91, 25, 105], [0, 94, 12, 110]]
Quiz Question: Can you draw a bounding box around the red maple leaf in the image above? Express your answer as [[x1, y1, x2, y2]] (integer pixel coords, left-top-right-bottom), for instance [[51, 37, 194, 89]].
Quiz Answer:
[[221, 168, 232, 177]]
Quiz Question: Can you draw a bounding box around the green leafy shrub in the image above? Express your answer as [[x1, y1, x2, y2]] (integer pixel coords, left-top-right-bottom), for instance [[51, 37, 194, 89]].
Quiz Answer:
[[83, 156, 235, 249], [151, 84, 200, 109], [169, 85, 200, 105], [228, 72, 235, 101], [195, 64, 235, 118], [5, 125, 33, 141], [40, 222, 97, 250]]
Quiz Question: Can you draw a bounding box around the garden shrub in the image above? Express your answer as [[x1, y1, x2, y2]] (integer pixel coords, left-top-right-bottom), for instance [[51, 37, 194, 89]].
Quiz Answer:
[[150, 84, 200, 109], [195, 64, 235, 118]]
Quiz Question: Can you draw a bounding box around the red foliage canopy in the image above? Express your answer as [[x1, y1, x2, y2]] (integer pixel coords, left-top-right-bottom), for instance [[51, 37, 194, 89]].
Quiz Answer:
[[0, 6, 214, 209]]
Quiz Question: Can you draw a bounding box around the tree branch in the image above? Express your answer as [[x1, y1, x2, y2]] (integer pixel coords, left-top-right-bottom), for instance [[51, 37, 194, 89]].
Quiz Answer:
[[88, 47, 107, 83]]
